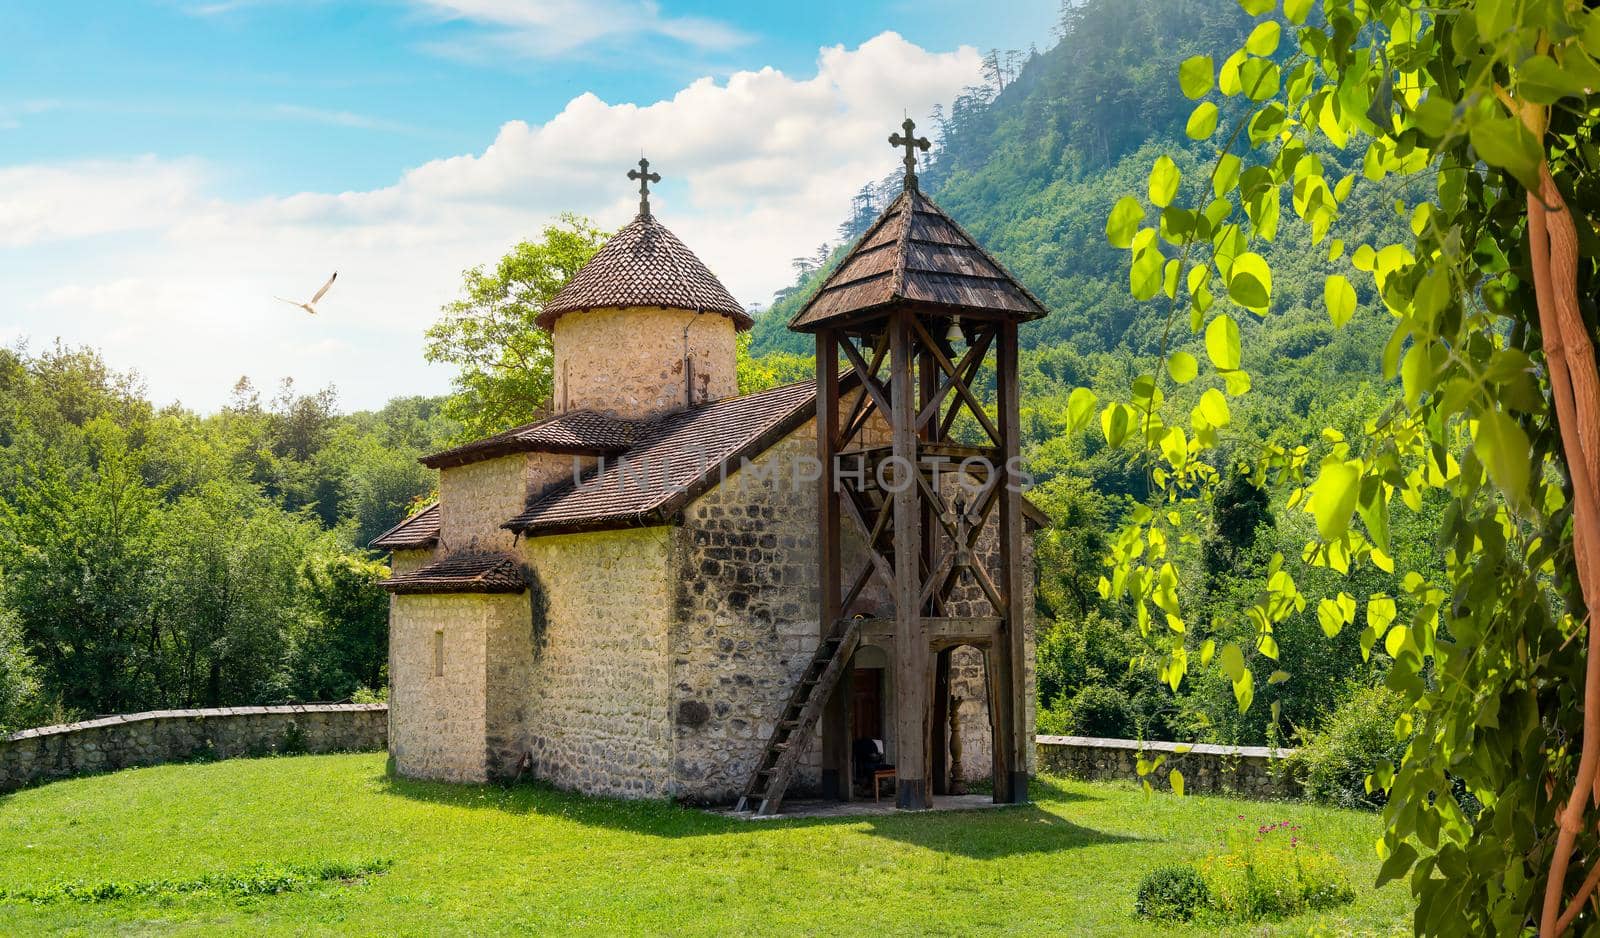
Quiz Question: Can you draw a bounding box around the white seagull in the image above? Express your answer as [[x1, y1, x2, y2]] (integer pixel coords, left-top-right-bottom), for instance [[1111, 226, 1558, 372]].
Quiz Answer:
[[275, 272, 337, 315]]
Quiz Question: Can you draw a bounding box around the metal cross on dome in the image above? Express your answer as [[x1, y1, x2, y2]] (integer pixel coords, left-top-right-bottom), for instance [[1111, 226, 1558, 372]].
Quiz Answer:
[[628, 157, 662, 216], [888, 117, 931, 191]]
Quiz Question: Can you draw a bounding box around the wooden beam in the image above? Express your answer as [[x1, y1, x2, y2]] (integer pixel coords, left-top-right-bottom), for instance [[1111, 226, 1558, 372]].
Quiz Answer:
[[909, 316, 1003, 447], [932, 650, 950, 796], [849, 616, 999, 649], [839, 339, 895, 430], [914, 322, 995, 434], [939, 327, 996, 440], [994, 319, 1028, 805], [817, 328, 848, 802], [890, 310, 930, 811], [839, 486, 897, 595], [839, 332, 887, 448]]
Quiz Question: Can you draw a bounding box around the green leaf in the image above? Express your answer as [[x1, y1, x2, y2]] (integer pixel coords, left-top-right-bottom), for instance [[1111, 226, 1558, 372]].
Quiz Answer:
[[1169, 768, 1185, 797], [1469, 115, 1541, 190], [1227, 253, 1273, 312], [1186, 101, 1220, 139], [1239, 58, 1281, 101], [1101, 403, 1133, 448], [1283, 0, 1312, 23], [1324, 274, 1357, 327], [1317, 595, 1355, 637], [1179, 55, 1214, 99], [1376, 842, 1419, 888], [1473, 409, 1531, 508], [1167, 351, 1198, 384], [1517, 56, 1595, 104], [1474, 0, 1514, 41], [1234, 669, 1254, 713], [1213, 154, 1241, 197], [1238, 0, 1274, 15], [1149, 156, 1181, 208], [1066, 387, 1098, 432], [1246, 21, 1281, 55], [1306, 457, 1361, 541], [1205, 314, 1241, 370], [1385, 624, 1410, 659], [1197, 388, 1231, 427], [1219, 642, 1246, 681], [1268, 670, 1290, 684], [1367, 595, 1397, 633], [1106, 196, 1143, 249], [1131, 246, 1166, 300]]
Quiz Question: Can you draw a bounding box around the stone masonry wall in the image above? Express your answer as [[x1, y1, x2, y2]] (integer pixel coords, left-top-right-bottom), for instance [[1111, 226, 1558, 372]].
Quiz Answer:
[[671, 426, 831, 803], [0, 704, 386, 792], [389, 548, 434, 577], [552, 307, 738, 420], [389, 593, 499, 782], [438, 453, 526, 554], [518, 527, 675, 798], [1036, 735, 1299, 799]]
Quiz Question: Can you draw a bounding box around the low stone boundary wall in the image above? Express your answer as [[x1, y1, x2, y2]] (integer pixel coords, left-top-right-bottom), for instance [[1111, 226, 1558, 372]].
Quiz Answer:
[[1036, 734, 1299, 799], [0, 704, 388, 792]]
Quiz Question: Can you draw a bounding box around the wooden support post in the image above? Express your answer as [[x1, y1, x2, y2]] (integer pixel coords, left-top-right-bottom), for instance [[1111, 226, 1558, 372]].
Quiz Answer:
[[816, 329, 850, 801], [994, 320, 1029, 804], [821, 665, 853, 801], [931, 649, 950, 796], [890, 311, 930, 810]]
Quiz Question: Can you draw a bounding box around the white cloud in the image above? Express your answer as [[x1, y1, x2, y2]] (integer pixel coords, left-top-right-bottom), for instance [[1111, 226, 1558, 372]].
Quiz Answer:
[[271, 104, 422, 135], [0, 157, 208, 247], [410, 0, 753, 58], [0, 32, 981, 411]]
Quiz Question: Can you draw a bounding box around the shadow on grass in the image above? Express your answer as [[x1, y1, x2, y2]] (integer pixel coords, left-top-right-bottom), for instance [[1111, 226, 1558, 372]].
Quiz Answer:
[[378, 771, 1136, 857]]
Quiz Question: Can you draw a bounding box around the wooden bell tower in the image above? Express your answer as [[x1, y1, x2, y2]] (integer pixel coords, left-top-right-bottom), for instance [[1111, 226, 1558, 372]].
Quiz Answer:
[[789, 119, 1047, 809]]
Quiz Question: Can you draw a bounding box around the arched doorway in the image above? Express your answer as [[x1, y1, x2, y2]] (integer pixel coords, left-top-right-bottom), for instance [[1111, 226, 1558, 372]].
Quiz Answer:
[[931, 643, 996, 796]]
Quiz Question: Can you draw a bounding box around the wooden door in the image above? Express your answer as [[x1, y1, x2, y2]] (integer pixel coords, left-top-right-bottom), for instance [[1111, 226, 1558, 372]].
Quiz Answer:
[[852, 667, 883, 740]]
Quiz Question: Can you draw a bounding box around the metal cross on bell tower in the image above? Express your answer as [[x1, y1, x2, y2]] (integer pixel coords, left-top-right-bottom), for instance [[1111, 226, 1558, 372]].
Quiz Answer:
[[628, 157, 662, 216], [888, 118, 931, 191]]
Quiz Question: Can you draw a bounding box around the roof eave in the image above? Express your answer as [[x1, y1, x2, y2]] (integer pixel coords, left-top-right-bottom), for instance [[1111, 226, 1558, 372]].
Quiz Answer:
[[420, 441, 628, 470]]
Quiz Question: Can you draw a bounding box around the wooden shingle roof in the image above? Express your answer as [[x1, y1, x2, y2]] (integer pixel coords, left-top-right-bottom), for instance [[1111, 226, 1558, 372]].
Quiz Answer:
[[504, 380, 819, 536], [369, 503, 440, 551], [789, 188, 1048, 331], [538, 212, 752, 331], [419, 410, 636, 469], [380, 552, 527, 595]]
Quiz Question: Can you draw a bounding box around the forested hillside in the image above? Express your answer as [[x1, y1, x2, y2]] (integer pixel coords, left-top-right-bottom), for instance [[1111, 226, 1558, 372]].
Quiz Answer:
[[753, 0, 1419, 749], [0, 344, 449, 728]]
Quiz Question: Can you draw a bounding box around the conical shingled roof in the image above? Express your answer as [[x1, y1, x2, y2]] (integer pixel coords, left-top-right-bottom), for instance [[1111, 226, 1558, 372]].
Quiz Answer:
[[538, 212, 752, 331], [789, 188, 1048, 331]]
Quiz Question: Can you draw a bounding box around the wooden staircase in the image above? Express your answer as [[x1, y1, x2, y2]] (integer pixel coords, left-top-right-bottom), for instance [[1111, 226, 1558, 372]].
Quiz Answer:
[[733, 618, 862, 816]]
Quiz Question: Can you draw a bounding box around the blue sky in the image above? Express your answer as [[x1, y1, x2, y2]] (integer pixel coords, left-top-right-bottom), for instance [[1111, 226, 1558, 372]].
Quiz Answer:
[[1, 0, 1056, 410]]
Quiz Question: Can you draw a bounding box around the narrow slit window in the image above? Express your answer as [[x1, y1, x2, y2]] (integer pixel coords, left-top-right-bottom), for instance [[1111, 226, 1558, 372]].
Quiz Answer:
[[433, 630, 445, 677]]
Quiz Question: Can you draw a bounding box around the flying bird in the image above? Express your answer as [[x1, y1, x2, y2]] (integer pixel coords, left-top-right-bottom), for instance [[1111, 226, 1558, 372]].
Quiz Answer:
[[275, 272, 337, 315]]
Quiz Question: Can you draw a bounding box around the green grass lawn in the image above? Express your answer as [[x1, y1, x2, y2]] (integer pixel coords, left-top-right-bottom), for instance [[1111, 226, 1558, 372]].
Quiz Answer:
[[0, 753, 1408, 935]]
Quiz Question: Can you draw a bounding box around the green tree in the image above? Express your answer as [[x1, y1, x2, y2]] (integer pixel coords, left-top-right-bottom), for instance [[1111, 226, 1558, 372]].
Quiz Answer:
[[1089, 0, 1600, 933], [0, 591, 44, 732], [0, 419, 160, 714], [292, 553, 390, 700], [735, 332, 814, 394], [151, 482, 325, 707], [425, 214, 607, 440]]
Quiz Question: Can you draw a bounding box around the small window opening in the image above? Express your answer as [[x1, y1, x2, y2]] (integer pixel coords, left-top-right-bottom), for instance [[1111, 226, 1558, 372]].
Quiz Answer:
[[433, 630, 445, 677]]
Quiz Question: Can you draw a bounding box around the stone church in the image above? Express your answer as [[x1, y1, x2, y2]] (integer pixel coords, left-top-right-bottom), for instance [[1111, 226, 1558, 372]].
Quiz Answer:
[[373, 146, 1042, 807]]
